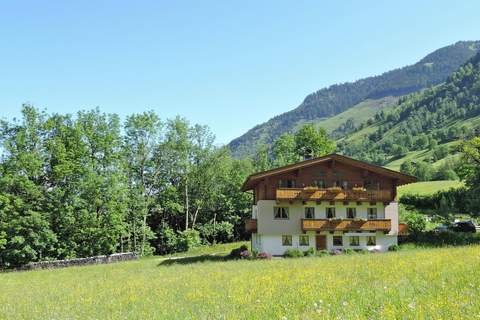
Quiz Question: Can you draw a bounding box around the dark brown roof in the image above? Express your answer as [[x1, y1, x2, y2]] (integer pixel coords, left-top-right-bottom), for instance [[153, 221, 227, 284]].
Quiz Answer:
[[241, 153, 417, 191]]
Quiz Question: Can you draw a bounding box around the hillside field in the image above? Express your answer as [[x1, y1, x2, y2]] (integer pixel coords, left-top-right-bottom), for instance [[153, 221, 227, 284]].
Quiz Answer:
[[397, 180, 464, 198], [1, 244, 480, 319]]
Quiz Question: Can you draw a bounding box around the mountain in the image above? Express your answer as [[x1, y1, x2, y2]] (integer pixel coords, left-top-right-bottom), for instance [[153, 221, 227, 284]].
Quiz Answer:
[[338, 51, 480, 170], [229, 41, 480, 158]]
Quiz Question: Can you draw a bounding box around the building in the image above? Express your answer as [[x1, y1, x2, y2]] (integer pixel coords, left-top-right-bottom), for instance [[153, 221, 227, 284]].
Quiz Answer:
[[242, 154, 416, 255]]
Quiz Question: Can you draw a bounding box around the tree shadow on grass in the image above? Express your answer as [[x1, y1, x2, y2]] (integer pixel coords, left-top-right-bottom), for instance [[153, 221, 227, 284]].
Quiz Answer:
[[158, 254, 228, 266]]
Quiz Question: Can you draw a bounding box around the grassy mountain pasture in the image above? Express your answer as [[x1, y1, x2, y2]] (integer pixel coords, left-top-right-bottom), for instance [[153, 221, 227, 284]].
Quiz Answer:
[[1, 245, 480, 319], [312, 96, 399, 133], [398, 180, 465, 198]]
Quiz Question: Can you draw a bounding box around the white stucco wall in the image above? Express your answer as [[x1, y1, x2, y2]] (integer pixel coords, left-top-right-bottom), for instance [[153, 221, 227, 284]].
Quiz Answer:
[[253, 200, 397, 255], [253, 232, 396, 255], [256, 200, 386, 235]]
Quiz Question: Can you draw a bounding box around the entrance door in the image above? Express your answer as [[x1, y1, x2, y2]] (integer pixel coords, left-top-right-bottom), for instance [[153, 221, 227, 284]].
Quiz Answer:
[[316, 235, 327, 250]]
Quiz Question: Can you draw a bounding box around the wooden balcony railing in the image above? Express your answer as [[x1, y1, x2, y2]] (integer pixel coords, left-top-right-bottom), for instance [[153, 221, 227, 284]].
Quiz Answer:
[[245, 219, 257, 233], [301, 219, 391, 232], [276, 188, 392, 202]]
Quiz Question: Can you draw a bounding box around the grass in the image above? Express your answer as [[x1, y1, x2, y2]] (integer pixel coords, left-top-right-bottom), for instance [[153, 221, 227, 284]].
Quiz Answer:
[[2, 245, 480, 319], [398, 180, 464, 198], [160, 241, 249, 258], [312, 96, 399, 133]]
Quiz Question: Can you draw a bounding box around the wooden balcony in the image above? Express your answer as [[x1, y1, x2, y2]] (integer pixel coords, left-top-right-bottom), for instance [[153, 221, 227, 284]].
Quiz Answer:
[[276, 188, 392, 202], [301, 219, 391, 232], [245, 219, 257, 233]]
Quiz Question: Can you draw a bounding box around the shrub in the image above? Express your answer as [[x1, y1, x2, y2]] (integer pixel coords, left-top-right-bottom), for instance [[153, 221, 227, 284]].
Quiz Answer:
[[355, 249, 369, 254], [229, 245, 249, 259], [412, 231, 480, 247], [240, 250, 251, 259], [343, 248, 355, 254], [315, 250, 329, 257], [284, 249, 304, 258], [257, 252, 272, 260], [388, 244, 400, 251], [197, 221, 234, 244], [303, 247, 315, 257], [402, 211, 427, 236], [176, 229, 201, 252]]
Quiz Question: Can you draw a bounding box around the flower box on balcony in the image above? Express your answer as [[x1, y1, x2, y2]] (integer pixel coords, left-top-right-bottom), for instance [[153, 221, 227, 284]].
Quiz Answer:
[[352, 187, 366, 192], [327, 187, 342, 193], [303, 186, 317, 193]]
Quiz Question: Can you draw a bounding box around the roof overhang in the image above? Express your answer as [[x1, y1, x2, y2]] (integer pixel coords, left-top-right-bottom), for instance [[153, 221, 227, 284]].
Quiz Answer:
[[241, 153, 417, 191]]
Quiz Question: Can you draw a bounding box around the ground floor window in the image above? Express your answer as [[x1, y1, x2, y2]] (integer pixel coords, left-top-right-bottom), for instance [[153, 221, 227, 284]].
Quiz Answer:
[[349, 236, 360, 246], [282, 235, 292, 246], [299, 235, 309, 246], [367, 236, 376, 246], [333, 236, 343, 246]]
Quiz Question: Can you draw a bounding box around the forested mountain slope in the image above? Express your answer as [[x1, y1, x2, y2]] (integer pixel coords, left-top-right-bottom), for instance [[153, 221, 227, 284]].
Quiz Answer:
[[338, 52, 480, 167], [229, 41, 480, 157]]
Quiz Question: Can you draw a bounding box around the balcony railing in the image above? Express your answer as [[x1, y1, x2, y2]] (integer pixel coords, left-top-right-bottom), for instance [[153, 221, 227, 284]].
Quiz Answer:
[[245, 219, 257, 233], [301, 218, 391, 232], [276, 188, 392, 202]]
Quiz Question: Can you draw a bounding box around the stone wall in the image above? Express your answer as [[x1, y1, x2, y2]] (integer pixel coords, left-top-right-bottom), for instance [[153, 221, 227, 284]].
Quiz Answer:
[[17, 252, 138, 271]]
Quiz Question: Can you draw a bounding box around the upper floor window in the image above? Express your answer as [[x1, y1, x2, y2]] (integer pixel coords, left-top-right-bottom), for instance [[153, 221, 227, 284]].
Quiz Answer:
[[282, 235, 292, 246], [350, 236, 360, 246], [274, 207, 289, 220], [304, 207, 315, 219], [367, 208, 378, 219], [347, 208, 356, 219], [299, 235, 309, 246], [278, 179, 296, 188], [313, 179, 326, 188], [326, 207, 336, 219]]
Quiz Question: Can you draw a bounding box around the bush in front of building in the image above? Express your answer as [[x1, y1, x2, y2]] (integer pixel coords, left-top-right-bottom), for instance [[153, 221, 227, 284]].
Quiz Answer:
[[388, 244, 400, 251], [315, 250, 329, 257], [304, 247, 315, 257], [343, 248, 355, 254], [229, 245, 249, 259], [284, 249, 304, 258], [256, 252, 272, 259]]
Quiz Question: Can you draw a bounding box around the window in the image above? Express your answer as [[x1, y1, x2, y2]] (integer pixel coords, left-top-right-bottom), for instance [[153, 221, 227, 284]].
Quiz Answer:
[[326, 207, 336, 218], [282, 235, 292, 246], [332, 180, 341, 188], [304, 207, 315, 219], [350, 236, 360, 246], [367, 208, 378, 219], [367, 236, 376, 246], [274, 207, 289, 219], [346, 208, 356, 219], [299, 235, 309, 246], [333, 236, 343, 246], [278, 179, 296, 188], [313, 180, 326, 188], [342, 181, 348, 190]]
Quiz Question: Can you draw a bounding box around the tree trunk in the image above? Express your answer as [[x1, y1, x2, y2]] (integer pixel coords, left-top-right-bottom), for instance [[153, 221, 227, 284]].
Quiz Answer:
[[185, 179, 189, 230]]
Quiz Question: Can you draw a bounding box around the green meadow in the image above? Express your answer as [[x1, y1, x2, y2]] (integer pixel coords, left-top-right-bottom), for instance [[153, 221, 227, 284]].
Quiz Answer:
[[1, 244, 479, 319]]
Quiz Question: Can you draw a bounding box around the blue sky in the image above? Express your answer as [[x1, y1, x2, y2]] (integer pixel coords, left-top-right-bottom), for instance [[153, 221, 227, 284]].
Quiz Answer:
[[1, 1, 479, 144]]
